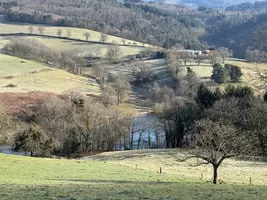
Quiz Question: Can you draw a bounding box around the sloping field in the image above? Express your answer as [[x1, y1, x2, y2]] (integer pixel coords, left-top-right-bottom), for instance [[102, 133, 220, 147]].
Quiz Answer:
[[20, 36, 145, 58], [0, 21, 146, 46], [177, 59, 267, 92], [0, 54, 48, 77], [0, 151, 267, 199], [0, 36, 7, 48], [87, 149, 267, 186], [0, 54, 100, 95]]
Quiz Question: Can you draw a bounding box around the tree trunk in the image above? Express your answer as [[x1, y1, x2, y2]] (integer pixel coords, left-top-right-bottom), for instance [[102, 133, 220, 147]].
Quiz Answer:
[[137, 132, 142, 149], [30, 151, 33, 157], [213, 164, 218, 184], [131, 130, 134, 150]]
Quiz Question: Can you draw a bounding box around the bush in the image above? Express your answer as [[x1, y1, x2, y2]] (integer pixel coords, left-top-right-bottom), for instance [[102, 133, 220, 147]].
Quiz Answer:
[[5, 84, 17, 88], [224, 85, 254, 99]]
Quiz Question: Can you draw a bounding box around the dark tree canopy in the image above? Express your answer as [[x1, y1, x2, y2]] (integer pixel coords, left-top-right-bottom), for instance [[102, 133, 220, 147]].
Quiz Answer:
[[14, 123, 54, 157]]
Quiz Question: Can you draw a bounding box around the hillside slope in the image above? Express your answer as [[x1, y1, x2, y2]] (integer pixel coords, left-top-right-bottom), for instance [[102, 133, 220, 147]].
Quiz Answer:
[[0, 54, 100, 95], [0, 151, 267, 199]]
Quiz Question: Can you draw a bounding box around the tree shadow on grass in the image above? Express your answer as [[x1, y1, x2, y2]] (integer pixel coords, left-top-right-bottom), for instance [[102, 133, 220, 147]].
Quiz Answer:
[[48, 179, 174, 185]]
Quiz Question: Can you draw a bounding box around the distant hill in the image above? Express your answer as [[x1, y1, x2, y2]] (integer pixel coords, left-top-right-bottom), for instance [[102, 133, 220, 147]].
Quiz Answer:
[[226, 1, 267, 11], [204, 12, 267, 58], [137, 0, 261, 9]]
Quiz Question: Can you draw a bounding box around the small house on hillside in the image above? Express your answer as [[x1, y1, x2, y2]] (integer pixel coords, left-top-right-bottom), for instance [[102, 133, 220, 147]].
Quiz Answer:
[[202, 50, 214, 57], [178, 49, 202, 57]]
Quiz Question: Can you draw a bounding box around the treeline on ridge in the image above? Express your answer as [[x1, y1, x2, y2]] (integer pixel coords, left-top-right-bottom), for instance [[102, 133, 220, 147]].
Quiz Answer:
[[0, 0, 204, 49]]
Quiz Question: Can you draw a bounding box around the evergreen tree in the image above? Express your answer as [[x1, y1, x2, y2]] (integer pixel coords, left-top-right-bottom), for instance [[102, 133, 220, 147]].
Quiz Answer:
[[211, 63, 229, 84], [264, 91, 267, 102], [195, 83, 217, 109], [224, 85, 254, 99], [14, 123, 54, 157], [225, 64, 243, 82]]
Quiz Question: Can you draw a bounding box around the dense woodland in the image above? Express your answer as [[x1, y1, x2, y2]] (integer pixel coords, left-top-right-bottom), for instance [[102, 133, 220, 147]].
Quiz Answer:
[[226, 1, 267, 11]]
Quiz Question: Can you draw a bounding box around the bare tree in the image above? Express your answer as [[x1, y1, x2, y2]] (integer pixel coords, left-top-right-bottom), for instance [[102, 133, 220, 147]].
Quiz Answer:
[[130, 61, 155, 85], [57, 29, 63, 37], [28, 25, 34, 34], [66, 29, 72, 38], [166, 47, 183, 78], [217, 47, 233, 63], [178, 67, 200, 97], [37, 26, 45, 35], [178, 119, 255, 184], [100, 33, 108, 43], [180, 52, 191, 66], [83, 32, 90, 41], [209, 50, 222, 65], [93, 66, 107, 85], [106, 44, 121, 63], [195, 54, 204, 66], [100, 85, 116, 107], [112, 74, 131, 105]]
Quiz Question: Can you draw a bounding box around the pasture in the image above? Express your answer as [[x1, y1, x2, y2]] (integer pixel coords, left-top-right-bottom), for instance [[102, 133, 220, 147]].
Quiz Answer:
[[176, 59, 267, 92], [0, 54, 100, 95], [0, 20, 146, 47], [21, 36, 145, 58], [0, 150, 267, 199]]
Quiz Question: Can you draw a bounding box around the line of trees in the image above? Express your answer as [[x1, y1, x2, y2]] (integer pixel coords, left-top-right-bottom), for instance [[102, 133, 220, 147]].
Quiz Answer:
[[2, 0, 204, 49], [10, 90, 164, 157], [3, 38, 84, 74]]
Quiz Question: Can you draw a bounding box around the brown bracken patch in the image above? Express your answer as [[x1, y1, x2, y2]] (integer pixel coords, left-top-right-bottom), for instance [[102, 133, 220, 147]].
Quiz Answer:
[[0, 92, 57, 116]]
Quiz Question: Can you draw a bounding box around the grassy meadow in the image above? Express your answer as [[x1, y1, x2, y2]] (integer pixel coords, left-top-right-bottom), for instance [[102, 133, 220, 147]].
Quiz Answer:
[[0, 54, 100, 95], [20, 36, 145, 58], [174, 59, 267, 93], [0, 21, 146, 47], [1, 150, 267, 199]]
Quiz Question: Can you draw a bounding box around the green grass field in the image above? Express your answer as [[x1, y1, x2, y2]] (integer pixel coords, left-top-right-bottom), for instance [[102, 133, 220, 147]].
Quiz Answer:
[[1, 150, 267, 199], [169, 59, 267, 93], [0, 21, 147, 47], [19, 36, 145, 58], [0, 54, 100, 95]]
